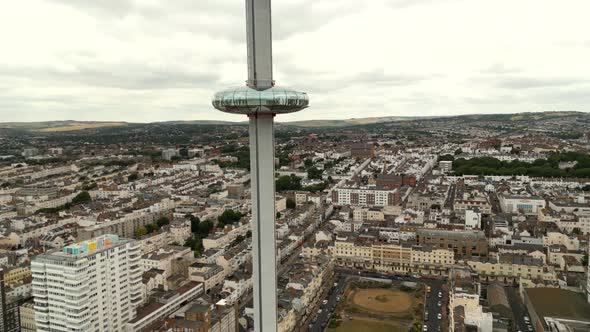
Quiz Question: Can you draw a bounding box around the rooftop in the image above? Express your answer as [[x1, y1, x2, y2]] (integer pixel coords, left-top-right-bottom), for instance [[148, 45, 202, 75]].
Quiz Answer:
[[526, 288, 590, 324]]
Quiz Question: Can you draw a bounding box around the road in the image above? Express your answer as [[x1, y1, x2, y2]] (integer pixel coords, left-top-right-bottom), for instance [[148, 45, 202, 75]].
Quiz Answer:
[[424, 281, 446, 332], [444, 184, 456, 209], [487, 190, 501, 214], [506, 286, 531, 332], [308, 275, 348, 332]]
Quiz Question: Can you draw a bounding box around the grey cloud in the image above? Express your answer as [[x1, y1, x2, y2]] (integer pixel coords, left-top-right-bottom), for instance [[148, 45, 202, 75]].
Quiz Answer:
[[496, 77, 587, 89], [480, 62, 522, 75], [46, 0, 345, 42], [0, 63, 220, 90]]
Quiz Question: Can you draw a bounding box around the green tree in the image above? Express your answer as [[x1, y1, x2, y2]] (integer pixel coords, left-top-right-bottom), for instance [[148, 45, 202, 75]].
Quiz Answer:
[[189, 216, 201, 233], [156, 217, 170, 228], [135, 226, 148, 237], [233, 235, 246, 245], [127, 173, 139, 182], [218, 209, 243, 226], [286, 198, 296, 209], [307, 167, 323, 180], [438, 154, 454, 162], [198, 220, 214, 237], [275, 174, 302, 191], [72, 191, 92, 205]]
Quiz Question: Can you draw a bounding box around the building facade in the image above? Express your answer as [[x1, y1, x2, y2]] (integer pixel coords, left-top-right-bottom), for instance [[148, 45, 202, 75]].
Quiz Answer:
[[31, 234, 143, 332]]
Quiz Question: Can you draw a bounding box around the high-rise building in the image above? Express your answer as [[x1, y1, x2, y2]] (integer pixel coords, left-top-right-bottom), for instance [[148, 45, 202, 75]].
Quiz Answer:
[[31, 234, 143, 332]]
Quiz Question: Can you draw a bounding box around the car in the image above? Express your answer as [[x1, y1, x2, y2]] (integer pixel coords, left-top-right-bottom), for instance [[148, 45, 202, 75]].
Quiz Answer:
[[437, 300, 442, 307], [527, 326, 533, 332], [524, 316, 530, 322], [438, 291, 443, 298], [423, 324, 428, 331], [322, 300, 328, 305], [424, 312, 429, 321], [437, 313, 442, 320]]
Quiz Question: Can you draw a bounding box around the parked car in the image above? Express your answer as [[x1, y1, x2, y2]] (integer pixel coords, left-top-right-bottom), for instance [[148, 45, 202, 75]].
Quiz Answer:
[[423, 324, 428, 331], [437, 313, 442, 320]]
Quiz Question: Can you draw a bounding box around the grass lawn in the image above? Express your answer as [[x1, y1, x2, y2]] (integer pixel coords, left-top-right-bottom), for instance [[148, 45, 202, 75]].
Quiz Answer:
[[328, 320, 406, 332], [350, 288, 413, 314]]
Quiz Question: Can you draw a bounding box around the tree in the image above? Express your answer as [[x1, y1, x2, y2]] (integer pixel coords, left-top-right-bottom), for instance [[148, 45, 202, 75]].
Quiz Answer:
[[72, 191, 92, 205], [304, 159, 313, 168], [233, 235, 246, 245], [276, 212, 281, 219], [135, 226, 148, 237], [198, 220, 214, 237], [438, 154, 454, 162], [275, 174, 302, 191], [190, 216, 201, 233], [286, 198, 296, 209], [218, 209, 243, 226], [145, 223, 159, 234], [127, 173, 139, 182], [307, 167, 323, 180], [156, 217, 170, 228], [246, 230, 252, 238]]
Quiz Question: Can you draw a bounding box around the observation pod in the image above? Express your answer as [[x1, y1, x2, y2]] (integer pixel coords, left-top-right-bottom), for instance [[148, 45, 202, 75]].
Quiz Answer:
[[212, 86, 309, 115]]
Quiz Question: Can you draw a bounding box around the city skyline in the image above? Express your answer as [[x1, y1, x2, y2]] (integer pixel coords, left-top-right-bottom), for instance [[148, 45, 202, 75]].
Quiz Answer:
[[2, 0, 590, 122]]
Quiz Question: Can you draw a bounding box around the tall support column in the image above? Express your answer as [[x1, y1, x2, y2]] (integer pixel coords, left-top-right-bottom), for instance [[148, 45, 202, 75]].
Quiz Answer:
[[246, 0, 273, 89], [248, 113, 278, 332], [246, 0, 277, 330]]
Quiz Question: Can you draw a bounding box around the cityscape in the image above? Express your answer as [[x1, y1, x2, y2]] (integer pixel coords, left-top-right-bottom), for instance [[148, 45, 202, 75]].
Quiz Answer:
[[0, 111, 589, 332], [2, 1, 590, 332]]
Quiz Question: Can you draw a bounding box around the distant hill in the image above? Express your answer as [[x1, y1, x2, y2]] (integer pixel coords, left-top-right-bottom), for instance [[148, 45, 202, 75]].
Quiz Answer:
[[0, 111, 586, 131], [0, 121, 128, 132]]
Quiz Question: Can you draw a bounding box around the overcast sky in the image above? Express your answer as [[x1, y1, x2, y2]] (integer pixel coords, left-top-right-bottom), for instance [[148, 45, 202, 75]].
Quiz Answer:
[[1, 0, 589, 123]]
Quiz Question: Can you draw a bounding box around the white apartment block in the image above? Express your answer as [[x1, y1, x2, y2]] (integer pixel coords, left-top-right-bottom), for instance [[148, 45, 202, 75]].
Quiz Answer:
[[332, 187, 399, 207], [32, 234, 143, 332], [499, 195, 545, 215]]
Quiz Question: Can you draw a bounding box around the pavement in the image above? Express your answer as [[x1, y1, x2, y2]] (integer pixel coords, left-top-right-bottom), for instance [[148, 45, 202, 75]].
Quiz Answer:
[[506, 286, 532, 332]]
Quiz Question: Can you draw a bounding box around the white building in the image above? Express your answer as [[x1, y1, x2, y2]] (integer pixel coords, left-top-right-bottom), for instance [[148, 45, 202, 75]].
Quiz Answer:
[[465, 209, 482, 230], [31, 234, 143, 332], [499, 195, 545, 215]]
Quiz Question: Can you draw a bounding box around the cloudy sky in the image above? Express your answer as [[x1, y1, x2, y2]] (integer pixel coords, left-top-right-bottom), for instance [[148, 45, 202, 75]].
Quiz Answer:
[[1, 0, 589, 123]]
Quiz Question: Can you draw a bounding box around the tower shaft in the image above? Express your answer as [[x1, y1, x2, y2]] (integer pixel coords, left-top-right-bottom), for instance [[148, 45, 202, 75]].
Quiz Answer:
[[246, 0, 273, 90], [246, 1, 277, 332]]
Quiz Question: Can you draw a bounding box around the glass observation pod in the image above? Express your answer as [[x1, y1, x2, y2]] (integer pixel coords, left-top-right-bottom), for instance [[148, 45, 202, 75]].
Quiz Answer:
[[212, 86, 309, 114]]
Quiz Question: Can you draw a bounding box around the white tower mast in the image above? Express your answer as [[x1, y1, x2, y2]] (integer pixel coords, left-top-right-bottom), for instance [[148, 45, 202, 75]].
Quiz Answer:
[[212, 0, 309, 331]]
